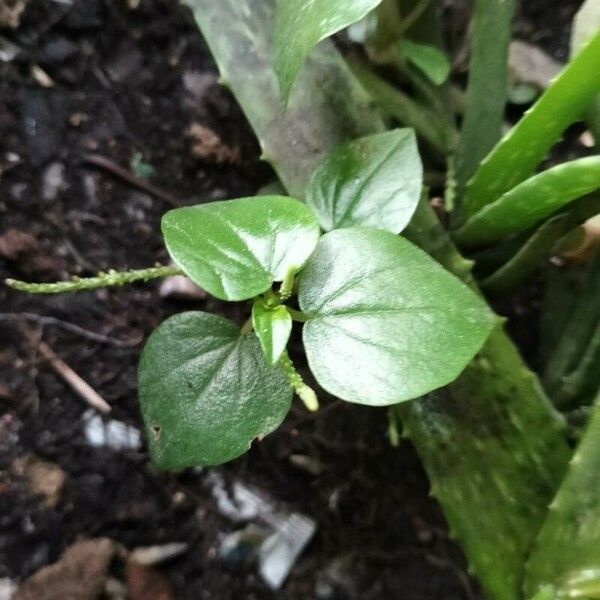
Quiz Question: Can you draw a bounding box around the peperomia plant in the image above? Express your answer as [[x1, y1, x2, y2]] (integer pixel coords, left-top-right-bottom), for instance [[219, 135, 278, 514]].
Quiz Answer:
[[138, 128, 493, 469]]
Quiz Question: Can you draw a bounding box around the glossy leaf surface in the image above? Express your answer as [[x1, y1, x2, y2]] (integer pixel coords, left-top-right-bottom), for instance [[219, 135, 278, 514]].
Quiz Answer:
[[464, 30, 600, 218], [273, 0, 382, 102], [138, 312, 292, 469], [252, 301, 292, 365], [456, 156, 600, 247], [298, 228, 495, 405], [162, 196, 320, 301], [306, 130, 422, 233]]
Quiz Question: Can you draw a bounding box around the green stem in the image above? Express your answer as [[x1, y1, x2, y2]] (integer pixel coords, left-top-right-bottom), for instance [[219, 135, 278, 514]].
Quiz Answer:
[[279, 351, 319, 411], [398, 0, 433, 35], [286, 308, 309, 323], [5, 266, 183, 294]]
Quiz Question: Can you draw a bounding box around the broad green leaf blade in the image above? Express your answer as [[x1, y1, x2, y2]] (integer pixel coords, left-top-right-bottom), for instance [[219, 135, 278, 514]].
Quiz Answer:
[[162, 196, 320, 301], [399, 40, 451, 86], [464, 30, 600, 218], [306, 130, 422, 233], [273, 0, 383, 102], [138, 312, 292, 469], [525, 397, 600, 598], [456, 156, 600, 248], [252, 301, 292, 365], [298, 228, 495, 405], [455, 0, 515, 199]]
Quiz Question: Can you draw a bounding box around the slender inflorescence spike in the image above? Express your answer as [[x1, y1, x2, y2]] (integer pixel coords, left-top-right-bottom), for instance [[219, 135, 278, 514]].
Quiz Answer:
[[279, 351, 319, 411], [5, 266, 183, 294]]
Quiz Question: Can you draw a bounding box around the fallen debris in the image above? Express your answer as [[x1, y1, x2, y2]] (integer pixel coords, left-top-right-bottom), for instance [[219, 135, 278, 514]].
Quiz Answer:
[[35, 339, 112, 414], [187, 123, 241, 165], [207, 472, 316, 589], [125, 562, 174, 600], [0, 229, 37, 261], [129, 543, 188, 566], [12, 455, 66, 508], [159, 275, 206, 300], [0, 0, 29, 28], [83, 410, 141, 451], [14, 538, 115, 600]]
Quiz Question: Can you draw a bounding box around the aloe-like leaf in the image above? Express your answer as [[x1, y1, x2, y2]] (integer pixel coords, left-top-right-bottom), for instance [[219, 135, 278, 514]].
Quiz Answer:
[[306, 130, 422, 233], [481, 196, 600, 294], [456, 156, 600, 248], [572, 0, 600, 145], [273, 0, 383, 102], [464, 30, 600, 218], [138, 312, 292, 469], [455, 0, 515, 198], [161, 196, 320, 301], [298, 228, 495, 405], [252, 301, 292, 365], [525, 396, 600, 598], [399, 39, 450, 86]]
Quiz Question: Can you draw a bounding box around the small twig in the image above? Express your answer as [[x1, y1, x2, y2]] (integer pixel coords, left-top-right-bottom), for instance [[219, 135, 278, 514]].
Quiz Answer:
[[0, 312, 141, 348], [82, 153, 183, 207], [20, 326, 112, 414]]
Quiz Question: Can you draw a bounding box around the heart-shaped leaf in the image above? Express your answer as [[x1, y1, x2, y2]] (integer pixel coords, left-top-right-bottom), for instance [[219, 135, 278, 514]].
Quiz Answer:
[[273, 0, 383, 103], [306, 130, 422, 234], [252, 300, 292, 365], [162, 196, 320, 301], [298, 228, 495, 405], [138, 312, 292, 469]]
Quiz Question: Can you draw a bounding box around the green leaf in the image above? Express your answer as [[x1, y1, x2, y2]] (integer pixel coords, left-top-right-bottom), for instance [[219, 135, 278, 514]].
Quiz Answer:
[[455, 0, 515, 199], [252, 301, 292, 365], [525, 397, 600, 599], [456, 156, 600, 248], [161, 196, 320, 301], [298, 228, 495, 405], [138, 312, 292, 469], [306, 130, 422, 234], [464, 30, 600, 219], [399, 40, 450, 86], [273, 0, 383, 102], [572, 0, 600, 146]]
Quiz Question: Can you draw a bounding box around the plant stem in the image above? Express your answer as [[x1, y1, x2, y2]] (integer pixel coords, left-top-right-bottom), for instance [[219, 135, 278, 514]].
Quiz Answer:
[[5, 266, 183, 294], [279, 351, 319, 411], [286, 308, 309, 323]]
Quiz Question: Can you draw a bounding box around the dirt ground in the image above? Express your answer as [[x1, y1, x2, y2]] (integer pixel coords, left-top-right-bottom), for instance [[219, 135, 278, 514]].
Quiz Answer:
[[0, 1, 584, 598]]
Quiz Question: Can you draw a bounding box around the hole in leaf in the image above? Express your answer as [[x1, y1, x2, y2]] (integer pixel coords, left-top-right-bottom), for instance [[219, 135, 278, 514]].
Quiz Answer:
[[150, 424, 161, 441]]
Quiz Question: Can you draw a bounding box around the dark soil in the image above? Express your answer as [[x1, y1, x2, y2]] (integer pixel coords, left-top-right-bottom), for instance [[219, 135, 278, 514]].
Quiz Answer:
[[0, 1, 584, 598]]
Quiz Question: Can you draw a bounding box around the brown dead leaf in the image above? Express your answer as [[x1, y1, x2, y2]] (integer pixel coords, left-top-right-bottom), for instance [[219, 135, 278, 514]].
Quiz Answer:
[[126, 561, 175, 600], [14, 538, 115, 600], [0, 228, 36, 260], [12, 455, 66, 508], [187, 123, 241, 165]]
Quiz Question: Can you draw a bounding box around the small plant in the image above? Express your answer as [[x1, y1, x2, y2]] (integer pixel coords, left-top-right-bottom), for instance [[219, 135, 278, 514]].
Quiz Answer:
[[8, 129, 494, 469]]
